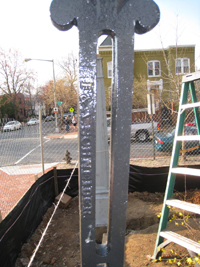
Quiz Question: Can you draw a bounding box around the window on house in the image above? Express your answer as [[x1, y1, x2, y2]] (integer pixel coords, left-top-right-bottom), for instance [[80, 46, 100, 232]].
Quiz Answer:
[[175, 58, 190, 74], [19, 98, 22, 104], [107, 61, 112, 78], [20, 108, 23, 115], [147, 61, 160, 77]]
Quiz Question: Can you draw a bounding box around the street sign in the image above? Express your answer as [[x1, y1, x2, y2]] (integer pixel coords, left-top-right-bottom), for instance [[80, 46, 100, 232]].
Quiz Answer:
[[53, 107, 58, 113], [69, 107, 74, 112], [57, 102, 63, 106]]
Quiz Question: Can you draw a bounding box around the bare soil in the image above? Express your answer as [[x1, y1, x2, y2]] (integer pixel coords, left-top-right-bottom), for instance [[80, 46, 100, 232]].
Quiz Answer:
[[15, 160, 200, 267]]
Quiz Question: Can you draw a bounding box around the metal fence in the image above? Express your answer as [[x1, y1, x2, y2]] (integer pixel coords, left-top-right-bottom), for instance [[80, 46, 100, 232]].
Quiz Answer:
[[0, 117, 78, 167], [129, 106, 200, 166], [0, 115, 78, 219], [1, 104, 200, 219]]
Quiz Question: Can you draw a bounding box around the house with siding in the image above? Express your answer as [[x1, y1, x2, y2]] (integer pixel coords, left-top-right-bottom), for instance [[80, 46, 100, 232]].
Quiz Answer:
[[98, 36, 195, 123]]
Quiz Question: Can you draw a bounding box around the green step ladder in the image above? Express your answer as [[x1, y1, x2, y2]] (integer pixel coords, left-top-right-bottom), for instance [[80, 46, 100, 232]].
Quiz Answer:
[[152, 71, 200, 261]]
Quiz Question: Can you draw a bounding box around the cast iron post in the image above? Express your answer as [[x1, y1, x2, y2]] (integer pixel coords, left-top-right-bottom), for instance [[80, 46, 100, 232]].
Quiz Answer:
[[50, 1, 160, 266]]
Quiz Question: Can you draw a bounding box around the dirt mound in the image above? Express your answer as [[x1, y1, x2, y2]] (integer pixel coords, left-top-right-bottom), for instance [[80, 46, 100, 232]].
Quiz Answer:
[[15, 190, 200, 266]]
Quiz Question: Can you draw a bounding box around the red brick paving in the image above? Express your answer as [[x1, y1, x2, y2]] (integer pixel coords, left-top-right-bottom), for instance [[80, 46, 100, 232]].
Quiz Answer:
[[0, 170, 35, 219], [0, 166, 56, 220]]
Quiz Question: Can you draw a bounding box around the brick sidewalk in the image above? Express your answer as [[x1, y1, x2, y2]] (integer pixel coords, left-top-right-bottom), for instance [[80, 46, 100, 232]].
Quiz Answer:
[[0, 170, 35, 219], [0, 164, 57, 220]]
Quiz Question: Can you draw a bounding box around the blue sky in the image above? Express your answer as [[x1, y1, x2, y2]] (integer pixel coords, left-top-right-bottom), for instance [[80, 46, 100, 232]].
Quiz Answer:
[[0, 0, 199, 86]]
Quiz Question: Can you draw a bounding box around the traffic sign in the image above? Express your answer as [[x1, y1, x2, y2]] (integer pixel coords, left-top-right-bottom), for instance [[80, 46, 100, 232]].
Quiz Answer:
[[69, 107, 74, 112], [53, 107, 58, 113], [57, 102, 63, 106]]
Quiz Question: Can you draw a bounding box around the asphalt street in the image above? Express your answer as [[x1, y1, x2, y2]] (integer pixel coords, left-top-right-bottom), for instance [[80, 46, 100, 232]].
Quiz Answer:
[[0, 121, 165, 168], [0, 121, 78, 167]]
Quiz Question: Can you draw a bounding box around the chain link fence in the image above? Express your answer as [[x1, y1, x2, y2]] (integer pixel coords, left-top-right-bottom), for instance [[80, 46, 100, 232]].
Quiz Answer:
[[0, 117, 78, 167], [0, 116, 78, 219], [129, 101, 200, 167], [1, 101, 200, 219]]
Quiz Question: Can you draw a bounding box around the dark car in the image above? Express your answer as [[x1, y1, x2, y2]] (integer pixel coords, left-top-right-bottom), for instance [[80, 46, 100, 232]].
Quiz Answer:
[[45, 115, 55, 122], [154, 127, 200, 154], [154, 128, 175, 151]]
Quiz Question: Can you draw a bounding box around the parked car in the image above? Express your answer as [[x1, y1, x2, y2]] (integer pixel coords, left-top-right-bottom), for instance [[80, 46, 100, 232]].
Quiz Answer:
[[154, 128, 175, 151], [3, 121, 22, 132], [154, 127, 200, 153], [45, 115, 55, 122], [107, 117, 159, 142], [27, 118, 39, 126]]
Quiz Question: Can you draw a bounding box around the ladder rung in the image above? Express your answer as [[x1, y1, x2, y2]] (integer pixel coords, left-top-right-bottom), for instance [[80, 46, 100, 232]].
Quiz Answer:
[[172, 167, 200, 177], [181, 102, 200, 110], [182, 71, 200, 83], [176, 135, 200, 141], [160, 231, 200, 255], [166, 199, 200, 214]]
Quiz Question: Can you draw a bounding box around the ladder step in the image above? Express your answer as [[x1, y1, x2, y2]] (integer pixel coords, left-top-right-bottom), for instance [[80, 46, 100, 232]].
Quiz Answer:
[[166, 199, 200, 214], [181, 102, 200, 110], [176, 135, 200, 141], [182, 71, 200, 83], [172, 167, 200, 177], [160, 231, 200, 255]]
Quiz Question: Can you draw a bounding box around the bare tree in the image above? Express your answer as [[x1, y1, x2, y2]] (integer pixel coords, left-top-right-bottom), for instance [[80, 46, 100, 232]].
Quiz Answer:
[[24, 82, 36, 117], [58, 52, 78, 96], [132, 75, 148, 108], [0, 47, 36, 119], [39, 77, 77, 121]]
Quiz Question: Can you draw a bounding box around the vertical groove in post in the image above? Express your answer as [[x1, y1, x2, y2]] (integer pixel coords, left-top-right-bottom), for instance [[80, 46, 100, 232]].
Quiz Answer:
[[0, 210, 2, 223], [53, 167, 59, 196]]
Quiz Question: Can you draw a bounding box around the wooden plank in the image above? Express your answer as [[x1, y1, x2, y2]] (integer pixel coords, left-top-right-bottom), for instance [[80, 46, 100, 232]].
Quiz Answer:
[[166, 199, 200, 214], [182, 71, 200, 83], [160, 231, 200, 255], [181, 102, 200, 110], [177, 135, 200, 141], [53, 167, 59, 196], [172, 167, 200, 177]]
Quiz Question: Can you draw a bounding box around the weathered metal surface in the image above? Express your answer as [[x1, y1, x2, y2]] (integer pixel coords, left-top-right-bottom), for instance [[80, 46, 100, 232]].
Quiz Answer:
[[50, 0, 160, 266], [96, 56, 109, 227]]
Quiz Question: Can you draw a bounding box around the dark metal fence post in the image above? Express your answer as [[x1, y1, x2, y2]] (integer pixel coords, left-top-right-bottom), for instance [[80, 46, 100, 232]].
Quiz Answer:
[[50, 1, 160, 266]]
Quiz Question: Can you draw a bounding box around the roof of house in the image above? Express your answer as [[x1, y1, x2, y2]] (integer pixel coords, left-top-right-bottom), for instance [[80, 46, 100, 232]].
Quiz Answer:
[[99, 36, 195, 51], [99, 36, 112, 46]]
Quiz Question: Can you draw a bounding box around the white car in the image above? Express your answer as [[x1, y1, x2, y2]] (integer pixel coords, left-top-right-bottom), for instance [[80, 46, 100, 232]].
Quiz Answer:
[[3, 121, 22, 132], [27, 118, 39, 126]]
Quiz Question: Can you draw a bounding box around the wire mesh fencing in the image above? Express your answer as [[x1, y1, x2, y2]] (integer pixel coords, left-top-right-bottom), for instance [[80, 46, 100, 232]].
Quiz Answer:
[[1, 100, 200, 220], [128, 99, 200, 167], [0, 116, 78, 219], [0, 117, 78, 168], [4, 112, 199, 172]]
